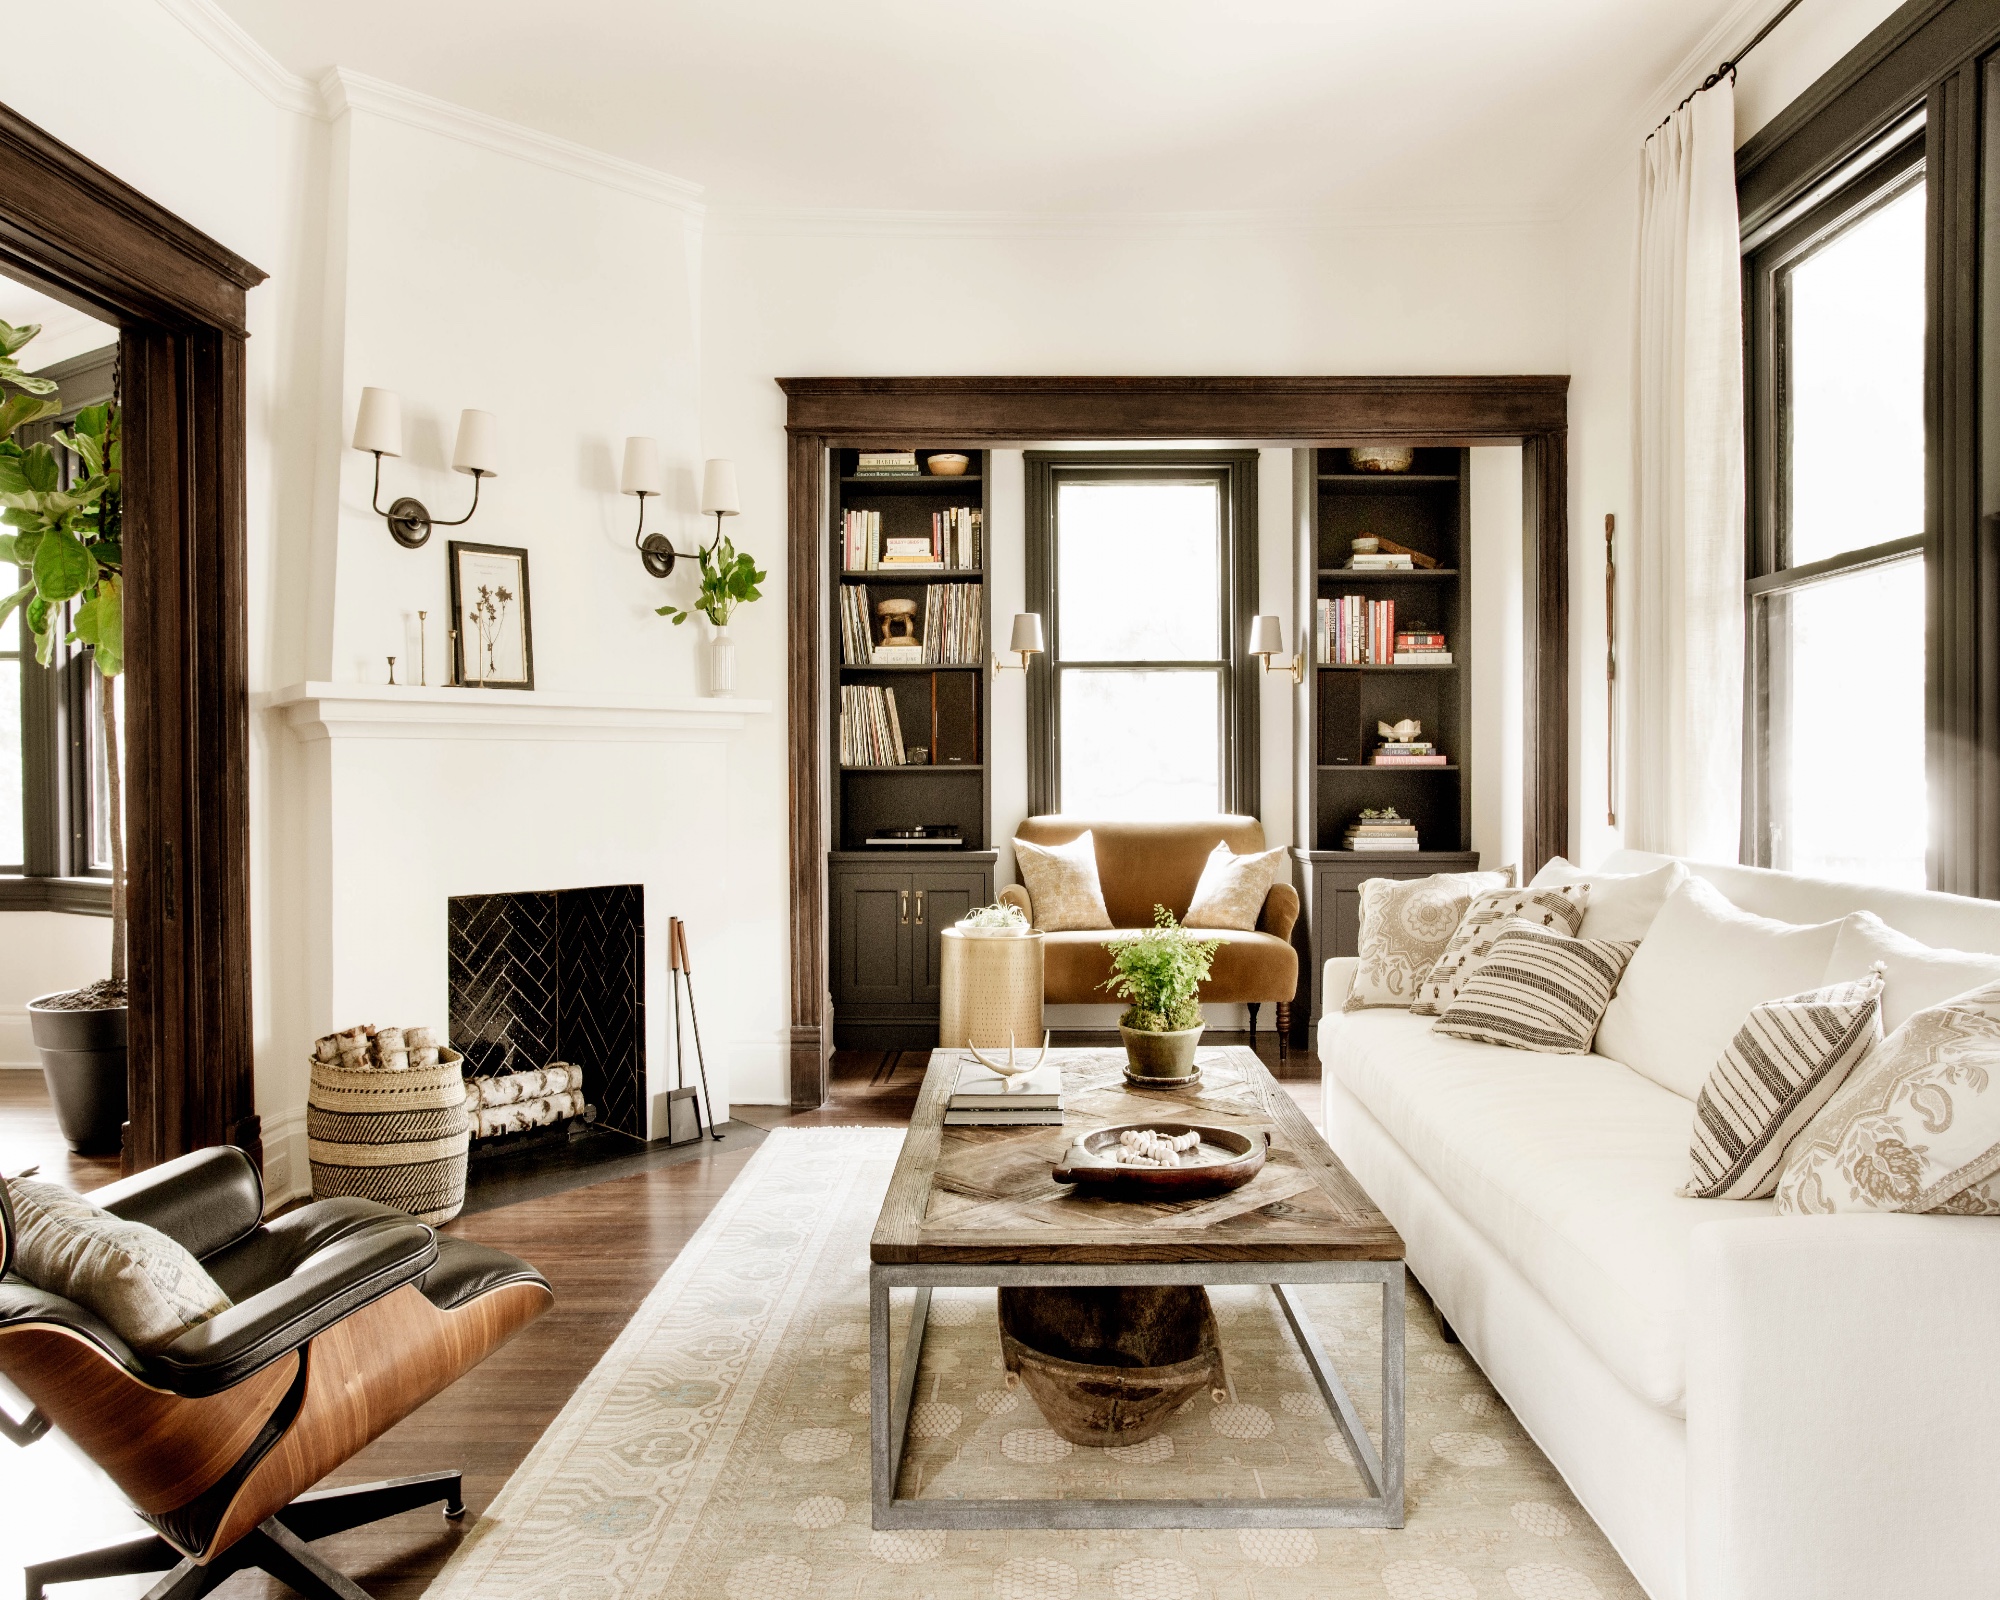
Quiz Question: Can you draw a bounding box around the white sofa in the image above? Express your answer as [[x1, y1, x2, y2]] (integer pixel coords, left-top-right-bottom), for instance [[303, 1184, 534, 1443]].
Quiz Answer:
[[1318, 850, 2000, 1600]]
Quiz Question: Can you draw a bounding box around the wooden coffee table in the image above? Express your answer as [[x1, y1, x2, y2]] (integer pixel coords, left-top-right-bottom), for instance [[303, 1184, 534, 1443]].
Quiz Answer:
[[869, 1044, 1406, 1531]]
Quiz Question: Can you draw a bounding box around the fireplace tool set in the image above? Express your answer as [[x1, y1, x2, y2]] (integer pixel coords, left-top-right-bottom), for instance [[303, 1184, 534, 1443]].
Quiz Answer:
[[665, 915, 722, 1145]]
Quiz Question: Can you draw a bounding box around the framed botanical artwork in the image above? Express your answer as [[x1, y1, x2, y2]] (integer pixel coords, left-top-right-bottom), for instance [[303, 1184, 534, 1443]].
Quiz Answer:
[[448, 541, 534, 690]]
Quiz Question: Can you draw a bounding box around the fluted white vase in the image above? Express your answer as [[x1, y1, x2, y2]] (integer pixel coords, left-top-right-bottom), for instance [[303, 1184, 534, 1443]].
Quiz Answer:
[[708, 622, 736, 697]]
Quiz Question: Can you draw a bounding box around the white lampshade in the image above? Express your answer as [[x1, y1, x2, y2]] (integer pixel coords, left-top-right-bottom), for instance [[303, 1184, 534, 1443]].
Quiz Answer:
[[352, 387, 403, 457], [452, 409, 499, 477], [1008, 613, 1046, 655], [1250, 614, 1286, 657], [700, 458, 740, 517], [621, 436, 665, 497]]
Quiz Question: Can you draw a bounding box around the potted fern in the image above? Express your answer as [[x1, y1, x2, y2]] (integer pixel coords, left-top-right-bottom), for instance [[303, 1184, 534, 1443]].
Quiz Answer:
[[0, 320, 128, 1154], [1101, 906, 1221, 1081]]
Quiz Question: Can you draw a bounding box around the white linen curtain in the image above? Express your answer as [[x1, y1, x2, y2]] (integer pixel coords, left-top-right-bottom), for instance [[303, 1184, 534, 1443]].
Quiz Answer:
[[1629, 77, 1746, 862]]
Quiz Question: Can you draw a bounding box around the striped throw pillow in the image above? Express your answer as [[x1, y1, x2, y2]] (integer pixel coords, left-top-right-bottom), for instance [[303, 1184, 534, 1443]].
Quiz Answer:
[[1432, 918, 1638, 1054], [1683, 968, 1885, 1200]]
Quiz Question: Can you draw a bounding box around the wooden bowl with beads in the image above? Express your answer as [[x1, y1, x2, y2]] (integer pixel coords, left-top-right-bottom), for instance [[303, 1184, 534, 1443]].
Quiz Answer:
[[1049, 1122, 1268, 1200]]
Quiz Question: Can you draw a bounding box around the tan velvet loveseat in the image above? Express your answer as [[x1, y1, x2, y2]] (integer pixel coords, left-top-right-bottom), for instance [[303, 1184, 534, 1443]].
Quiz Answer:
[[999, 815, 1300, 1046]]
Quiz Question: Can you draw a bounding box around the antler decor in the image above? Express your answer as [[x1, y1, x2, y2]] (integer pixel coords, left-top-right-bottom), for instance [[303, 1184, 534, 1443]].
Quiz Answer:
[[965, 1030, 1053, 1082]]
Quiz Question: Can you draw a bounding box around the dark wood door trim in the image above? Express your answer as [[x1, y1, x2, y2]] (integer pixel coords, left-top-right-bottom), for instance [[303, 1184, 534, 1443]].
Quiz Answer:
[[781, 376, 1570, 1106], [0, 102, 265, 1169]]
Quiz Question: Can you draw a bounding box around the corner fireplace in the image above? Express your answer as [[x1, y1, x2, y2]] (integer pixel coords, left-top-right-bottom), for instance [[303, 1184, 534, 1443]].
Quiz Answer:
[[447, 884, 646, 1138]]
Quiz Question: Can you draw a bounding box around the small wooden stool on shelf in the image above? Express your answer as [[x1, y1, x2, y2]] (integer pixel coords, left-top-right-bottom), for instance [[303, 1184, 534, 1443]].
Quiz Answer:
[[938, 926, 1044, 1048]]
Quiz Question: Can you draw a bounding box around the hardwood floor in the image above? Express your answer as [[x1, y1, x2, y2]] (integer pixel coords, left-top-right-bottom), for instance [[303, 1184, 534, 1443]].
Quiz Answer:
[[0, 1070, 123, 1193], [0, 1040, 1321, 1599]]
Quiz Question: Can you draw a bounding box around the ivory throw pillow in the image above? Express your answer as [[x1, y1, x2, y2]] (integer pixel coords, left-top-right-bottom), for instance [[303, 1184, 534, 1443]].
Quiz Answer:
[[6, 1177, 231, 1351], [1411, 884, 1588, 1016], [1529, 857, 1687, 943], [1821, 911, 2000, 1035], [1775, 977, 2000, 1216], [1594, 877, 1846, 1101], [1682, 968, 1885, 1200], [1013, 832, 1112, 932], [1432, 919, 1638, 1054], [1184, 843, 1285, 932], [1344, 870, 1509, 1011]]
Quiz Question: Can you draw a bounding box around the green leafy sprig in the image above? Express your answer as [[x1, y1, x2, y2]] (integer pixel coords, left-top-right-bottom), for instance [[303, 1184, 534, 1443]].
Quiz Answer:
[[1101, 905, 1220, 1034], [657, 534, 766, 628]]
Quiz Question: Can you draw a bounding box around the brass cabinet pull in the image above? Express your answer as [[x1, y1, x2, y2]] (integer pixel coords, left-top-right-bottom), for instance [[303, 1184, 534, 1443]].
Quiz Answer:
[[899, 889, 910, 925], [914, 889, 926, 925]]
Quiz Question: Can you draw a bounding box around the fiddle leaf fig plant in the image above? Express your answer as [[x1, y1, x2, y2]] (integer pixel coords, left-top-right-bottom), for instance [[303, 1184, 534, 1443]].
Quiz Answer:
[[657, 533, 766, 628], [0, 320, 128, 995]]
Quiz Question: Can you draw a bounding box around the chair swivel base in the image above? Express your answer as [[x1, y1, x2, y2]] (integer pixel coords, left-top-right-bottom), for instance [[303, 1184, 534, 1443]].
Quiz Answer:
[[24, 1471, 467, 1600]]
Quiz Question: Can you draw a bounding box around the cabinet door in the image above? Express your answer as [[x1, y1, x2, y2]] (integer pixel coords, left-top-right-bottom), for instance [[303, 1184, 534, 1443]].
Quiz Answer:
[[835, 871, 913, 1008], [912, 869, 990, 1003]]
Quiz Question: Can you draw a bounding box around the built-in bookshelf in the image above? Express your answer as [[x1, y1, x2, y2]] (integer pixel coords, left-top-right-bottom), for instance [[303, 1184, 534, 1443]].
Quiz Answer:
[[827, 446, 995, 1048], [1291, 445, 1478, 1031]]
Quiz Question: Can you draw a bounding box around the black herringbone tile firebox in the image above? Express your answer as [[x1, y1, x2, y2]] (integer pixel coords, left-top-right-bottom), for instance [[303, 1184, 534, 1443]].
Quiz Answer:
[[447, 884, 646, 1137]]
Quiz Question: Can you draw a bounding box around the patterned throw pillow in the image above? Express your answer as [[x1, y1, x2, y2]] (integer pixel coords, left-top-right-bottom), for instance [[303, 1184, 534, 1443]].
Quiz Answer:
[[1412, 885, 1588, 1016], [1681, 968, 1885, 1200], [1183, 843, 1286, 932], [1774, 977, 2000, 1215], [6, 1177, 231, 1351], [1432, 919, 1638, 1054], [1013, 832, 1113, 932], [1345, 871, 1510, 1011]]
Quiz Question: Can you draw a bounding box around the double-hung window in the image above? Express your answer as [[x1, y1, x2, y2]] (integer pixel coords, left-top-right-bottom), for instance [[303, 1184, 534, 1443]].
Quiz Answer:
[[1025, 452, 1258, 819], [1744, 138, 1926, 888]]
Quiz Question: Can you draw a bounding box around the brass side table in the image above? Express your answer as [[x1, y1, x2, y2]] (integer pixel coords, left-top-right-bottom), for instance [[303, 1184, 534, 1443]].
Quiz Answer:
[[938, 927, 1044, 1049]]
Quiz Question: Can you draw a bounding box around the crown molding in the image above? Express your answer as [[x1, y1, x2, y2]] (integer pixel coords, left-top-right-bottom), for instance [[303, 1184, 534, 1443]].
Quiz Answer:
[[709, 201, 1561, 241], [155, 0, 325, 118], [319, 69, 705, 217]]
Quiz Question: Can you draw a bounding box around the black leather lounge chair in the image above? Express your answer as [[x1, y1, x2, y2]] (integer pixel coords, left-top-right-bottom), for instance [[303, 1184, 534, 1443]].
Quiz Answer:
[[0, 1145, 553, 1599]]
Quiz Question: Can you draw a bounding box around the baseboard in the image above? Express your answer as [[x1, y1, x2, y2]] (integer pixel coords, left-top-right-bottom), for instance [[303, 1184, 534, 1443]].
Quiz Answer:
[[259, 1106, 310, 1209]]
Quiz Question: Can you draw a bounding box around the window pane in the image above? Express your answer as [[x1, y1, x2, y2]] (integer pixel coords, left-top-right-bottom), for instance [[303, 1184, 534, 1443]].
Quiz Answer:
[[1786, 182, 1925, 567], [1057, 482, 1219, 660], [88, 668, 123, 871], [1060, 670, 1218, 818], [0, 659, 18, 867], [1776, 557, 1925, 888]]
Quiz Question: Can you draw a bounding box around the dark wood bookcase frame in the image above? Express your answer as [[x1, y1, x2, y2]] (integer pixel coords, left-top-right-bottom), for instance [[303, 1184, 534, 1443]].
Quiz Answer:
[[0, 103, 265, 1171], [782, 377, 1569, 1108]]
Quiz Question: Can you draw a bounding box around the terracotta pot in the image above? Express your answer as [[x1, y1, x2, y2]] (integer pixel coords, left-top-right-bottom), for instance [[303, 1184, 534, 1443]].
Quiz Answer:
[[1118, 1022, 1202, 1079], [28, 995, 127, 1156]]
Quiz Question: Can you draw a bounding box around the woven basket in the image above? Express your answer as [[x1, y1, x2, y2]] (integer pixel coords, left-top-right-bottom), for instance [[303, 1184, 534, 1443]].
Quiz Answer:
[[307, 1046, 470, 1224]]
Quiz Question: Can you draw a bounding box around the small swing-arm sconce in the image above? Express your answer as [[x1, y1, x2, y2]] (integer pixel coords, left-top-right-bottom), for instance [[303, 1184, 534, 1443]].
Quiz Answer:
[[994, 613, 1045, 672], [353, 388, 497, 548], [1250, 614, 1305, 684]]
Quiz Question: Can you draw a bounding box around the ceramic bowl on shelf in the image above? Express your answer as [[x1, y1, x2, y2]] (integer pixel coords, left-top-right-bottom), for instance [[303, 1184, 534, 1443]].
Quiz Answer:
[[926, 453, 971, 476], [1348, 446, 1416, 474]]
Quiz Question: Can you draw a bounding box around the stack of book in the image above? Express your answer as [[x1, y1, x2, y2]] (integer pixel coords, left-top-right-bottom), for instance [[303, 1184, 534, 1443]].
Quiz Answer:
[[1372, 736, 1447, 767], [1394, 629, 1453, 666], [880, 534, 938, 568], [944, 1053, 1064, 1126], [839, 685, 907, 766], [1345, 813, 1420, 851], [1347, 548, 1415, 571], [1317, 596, 1396, 664], [855, 450, 920, 478], [841, 509, 882, 571], [921, 583, 983, 664]]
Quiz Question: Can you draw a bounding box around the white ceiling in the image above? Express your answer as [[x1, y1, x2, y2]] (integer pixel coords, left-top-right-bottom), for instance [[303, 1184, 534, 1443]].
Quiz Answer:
[[213, 0, 1745, 216], [0, 273, 116, 372]]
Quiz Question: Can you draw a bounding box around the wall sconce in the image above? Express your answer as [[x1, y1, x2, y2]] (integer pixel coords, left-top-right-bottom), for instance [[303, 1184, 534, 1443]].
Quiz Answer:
[[994, 612, 1045, 672], [1250, 614, 1305, 683], [353, 388, 498, 548], [621, 445, 741, 578]]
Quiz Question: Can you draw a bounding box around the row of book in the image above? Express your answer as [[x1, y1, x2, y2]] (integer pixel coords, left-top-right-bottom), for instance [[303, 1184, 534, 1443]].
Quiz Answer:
[[836, 584, 985, 666], [840, 507, 983, 571], [1316, 597, 1453, 666], [839, 685, 907, 767]]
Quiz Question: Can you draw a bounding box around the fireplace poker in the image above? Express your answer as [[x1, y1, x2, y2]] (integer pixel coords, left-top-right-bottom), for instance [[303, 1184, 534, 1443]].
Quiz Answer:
[[671, 916, 723, 1139]]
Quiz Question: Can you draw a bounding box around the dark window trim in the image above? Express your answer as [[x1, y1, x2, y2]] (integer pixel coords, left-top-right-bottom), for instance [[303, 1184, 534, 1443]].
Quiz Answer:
[[1023, 449, 1259, 818], [0, 875, 111, 914]]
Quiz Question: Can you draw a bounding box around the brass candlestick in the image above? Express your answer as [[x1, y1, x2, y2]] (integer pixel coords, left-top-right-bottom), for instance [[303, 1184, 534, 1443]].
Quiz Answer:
[[418, 609, 429, 687]]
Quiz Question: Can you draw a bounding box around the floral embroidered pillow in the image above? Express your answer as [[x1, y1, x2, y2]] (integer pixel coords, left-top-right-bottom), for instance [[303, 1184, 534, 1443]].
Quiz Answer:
[[1345, 871, 1510, 1011], [1013, 832, 1113, 932], [1412, 884, 1588, 1016], [1775, 976, 2000, 1215]]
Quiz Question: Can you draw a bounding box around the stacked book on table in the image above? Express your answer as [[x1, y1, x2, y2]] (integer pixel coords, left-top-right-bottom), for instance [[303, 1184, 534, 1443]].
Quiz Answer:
[[1345, 814, 1421, 851], [945, 1054, 1064, 1126]]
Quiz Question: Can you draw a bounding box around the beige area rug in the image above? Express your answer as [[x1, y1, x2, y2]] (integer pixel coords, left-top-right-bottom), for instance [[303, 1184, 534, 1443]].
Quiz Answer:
[[424, 1127, 1643, 1600]]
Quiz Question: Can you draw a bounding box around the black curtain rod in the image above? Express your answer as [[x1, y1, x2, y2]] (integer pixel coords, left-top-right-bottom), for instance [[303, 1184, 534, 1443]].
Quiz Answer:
[[1651, 0, 1807, 136]]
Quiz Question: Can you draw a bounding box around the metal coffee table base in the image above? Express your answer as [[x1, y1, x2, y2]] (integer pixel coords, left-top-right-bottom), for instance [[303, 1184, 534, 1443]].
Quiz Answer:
[[868, 1260, 1405, 1530]]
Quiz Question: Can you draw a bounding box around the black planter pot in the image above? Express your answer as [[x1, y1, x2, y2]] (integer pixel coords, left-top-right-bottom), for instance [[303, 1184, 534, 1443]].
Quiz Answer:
[[28, 994, 128, 1157]]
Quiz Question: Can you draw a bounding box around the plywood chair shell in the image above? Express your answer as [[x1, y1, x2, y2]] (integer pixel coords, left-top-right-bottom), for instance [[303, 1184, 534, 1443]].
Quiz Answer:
[[201, 1277, 552, 1560], [0, 1324, 297, 1514]]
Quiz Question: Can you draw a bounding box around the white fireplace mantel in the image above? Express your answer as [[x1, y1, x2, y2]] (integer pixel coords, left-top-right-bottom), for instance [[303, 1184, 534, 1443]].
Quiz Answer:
[[267, 682, 773, 742]]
